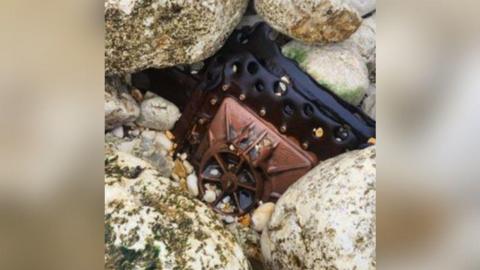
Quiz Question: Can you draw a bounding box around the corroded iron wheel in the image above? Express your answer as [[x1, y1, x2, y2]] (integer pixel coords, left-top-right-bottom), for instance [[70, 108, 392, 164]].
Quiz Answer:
[[198, 143, 264, 215]]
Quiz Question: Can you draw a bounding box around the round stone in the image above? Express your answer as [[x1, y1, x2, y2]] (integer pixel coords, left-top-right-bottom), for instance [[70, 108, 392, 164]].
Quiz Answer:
[[105, 0, 249, 74]]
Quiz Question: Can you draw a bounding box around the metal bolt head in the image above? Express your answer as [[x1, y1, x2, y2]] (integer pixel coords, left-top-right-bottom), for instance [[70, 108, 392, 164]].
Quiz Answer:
[[259, 108, 266, 116], [313, 127, 324, 138], [210, 97, 218, 105], [280, 75, 291, 84], [239, 94, 246, 101], [222, 84, 230, 91], [302, 141, 309, 149]]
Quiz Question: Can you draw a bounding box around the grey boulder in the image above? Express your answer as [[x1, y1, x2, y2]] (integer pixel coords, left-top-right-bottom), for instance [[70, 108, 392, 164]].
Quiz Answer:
[[105, 151, 251, 270], [261, 146, 376, 270], [105, 0, 249, 74]]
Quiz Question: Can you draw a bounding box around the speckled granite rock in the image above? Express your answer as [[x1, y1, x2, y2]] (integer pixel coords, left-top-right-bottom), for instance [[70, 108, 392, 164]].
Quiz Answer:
[[136, 92, 181, 131], [226, 222, 264, 269], [254, 0, 361, 44], [105, 0, 249, 74], [105, 77, 140, 130], [344, 0, 375, 16], [282, 41, 369, 105], [362, 84, 376, 119], [261, 146, 376, 270], [105, 151, 251, 270]]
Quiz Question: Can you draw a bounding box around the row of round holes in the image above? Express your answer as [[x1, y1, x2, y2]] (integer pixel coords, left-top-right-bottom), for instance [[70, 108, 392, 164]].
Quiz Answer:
[[215, 56, 351, 143]]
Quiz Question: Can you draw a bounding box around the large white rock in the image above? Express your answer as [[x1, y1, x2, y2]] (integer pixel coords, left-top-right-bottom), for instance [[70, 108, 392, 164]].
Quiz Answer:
[[136, 92, 181, 131], [282, 41, 369, 105], [105, 0, 249, 74], [255, 0, 361, 44], [261, 146, 376, 270], [105, 77, 140, 130], [105, 151, 251, 270]]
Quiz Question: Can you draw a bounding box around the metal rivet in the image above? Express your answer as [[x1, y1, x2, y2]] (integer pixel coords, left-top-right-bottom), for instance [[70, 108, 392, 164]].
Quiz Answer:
[[280, 125, 287, 133], [313, 127, 324, 138], [302, 141, 309, 149], [239, 94, 246, 101], [222, 84, 230, 91], [280, 75, 291, 84], [259, 108, 266, 116], [210, 97, 218, 105]]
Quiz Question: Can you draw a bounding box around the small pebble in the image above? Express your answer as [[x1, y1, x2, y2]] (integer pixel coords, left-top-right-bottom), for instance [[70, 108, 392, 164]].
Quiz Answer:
[[130, 88, 144, 103], [238, 214, 252, 227], [251, 202, 275, 232], [112, 126, 124, 138], [183, 160, 194, 174], [129, 128, 140, 137], [171, 173, 180, 182], [173, 159, 187, 178], [222, 215, 236, 224], [203, 190, 216, 203], [155, 132, 173, 151], [165, 130, 175, 140], [186, 174, 199, 197]]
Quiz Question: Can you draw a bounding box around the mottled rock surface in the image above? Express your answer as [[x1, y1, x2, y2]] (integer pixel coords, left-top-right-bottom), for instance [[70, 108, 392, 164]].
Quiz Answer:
[[255, 0, 361, 44], [105, 129, 174, 177], [105, 151, 251, 270], [344, 0, 376, 16], [261, 146, 376, 270], [136, 92, 181, 131], [362, 84, 376, 119], [105, 77, 140, 130], [105, 0, 249, 74], [283, 41, 369, 105], [227, 222, 264, 269], [342, 15, 376, 65]]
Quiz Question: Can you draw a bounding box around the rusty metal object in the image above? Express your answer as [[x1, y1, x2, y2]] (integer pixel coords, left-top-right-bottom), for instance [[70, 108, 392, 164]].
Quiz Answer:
[[133, 23, 376, 215], [197, 98, 317, 214]]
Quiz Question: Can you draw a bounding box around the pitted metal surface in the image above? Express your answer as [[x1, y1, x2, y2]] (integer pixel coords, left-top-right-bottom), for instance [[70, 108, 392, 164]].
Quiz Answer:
[[132, 23, 376, 215]]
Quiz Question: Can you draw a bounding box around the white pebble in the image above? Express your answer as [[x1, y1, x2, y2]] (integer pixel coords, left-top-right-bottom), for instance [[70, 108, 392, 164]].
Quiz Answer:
[[222, 215, 236, 224], [186, 174, 199, 197], [252, 202, 275, 232], [183, 161, 194, 174], [210, 168, 220, 177], [155, 132, 173, 151], [203, 190, 216, 203], [129, 128, 140, 137], [112, 126, 124, 138]]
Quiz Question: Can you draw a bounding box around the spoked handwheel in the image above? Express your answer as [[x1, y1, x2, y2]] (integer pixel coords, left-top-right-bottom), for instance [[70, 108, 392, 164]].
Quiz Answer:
[[198, 143, 263, 215]]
